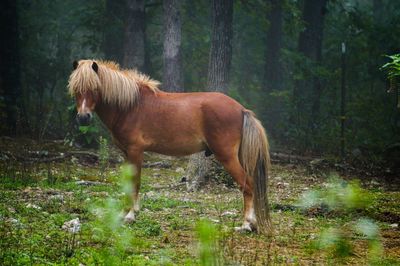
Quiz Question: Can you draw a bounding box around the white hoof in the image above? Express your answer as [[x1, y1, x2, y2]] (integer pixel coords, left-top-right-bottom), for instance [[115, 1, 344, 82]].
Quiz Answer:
[[234, 222, 253, 232], [123, 210, 136, 223]]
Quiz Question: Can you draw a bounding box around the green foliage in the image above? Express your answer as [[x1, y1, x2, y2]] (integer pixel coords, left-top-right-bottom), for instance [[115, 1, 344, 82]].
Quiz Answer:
[[78, 125, 99, 144], [381, 54, 400, 80], [64, 103, 109, 148], [85, 164, 152, 265], [299, 175, 372, 211], [196, 219, 222, 266], [299, 174, 383, 262], [381, 53, 400, 108], [90, 197, 136, 265], [317, 227, 353, 258]]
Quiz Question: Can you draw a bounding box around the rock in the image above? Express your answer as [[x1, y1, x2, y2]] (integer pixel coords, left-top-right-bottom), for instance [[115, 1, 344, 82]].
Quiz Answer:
[[389, 223, 398, 228], [310, 158, 327, 169], [221, 211, 236, 217], [175, 167, 185, 174], [62, 218, 81, 233], [49, 194, 64, 201], [276, 182, 290, 189], [7, 218, 23, 227], [26, 203, 41, 210], [181, 197, 192, 202], [352, 148, 362, 158], [75, 180, 107, 186], [116, 155, 124, 163], [145, 191, 156, 198], [369, 180, 380, 186]]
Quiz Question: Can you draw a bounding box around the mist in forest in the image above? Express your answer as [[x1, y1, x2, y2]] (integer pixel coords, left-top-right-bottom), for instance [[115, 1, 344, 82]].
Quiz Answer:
[[1, 0, 399, 161]]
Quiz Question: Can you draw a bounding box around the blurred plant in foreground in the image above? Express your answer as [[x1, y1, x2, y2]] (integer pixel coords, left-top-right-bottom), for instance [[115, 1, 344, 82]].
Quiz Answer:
[[298, 174, 383, 262], [89, 164, 136, 265], [196, 219, 223, 266]]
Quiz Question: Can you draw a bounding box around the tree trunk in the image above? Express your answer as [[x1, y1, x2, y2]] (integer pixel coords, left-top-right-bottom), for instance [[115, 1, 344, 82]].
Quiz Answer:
[[103, 0, 125, 64], [207, 0, 233, 93], [263, 0, 283, 92], [373, 0, 383, 24], [162, 0, 183, 92], [123, 0, 146, 71], [263, 0, 283, 140], [293, 0, 327, 145], [186, 0, 233, 190], [0, 0, 20, 136]]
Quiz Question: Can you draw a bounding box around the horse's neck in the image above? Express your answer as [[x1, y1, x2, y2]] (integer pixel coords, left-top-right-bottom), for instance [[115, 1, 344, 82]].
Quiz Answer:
[[95, 101, 125, 131], [94, 88, 155, 131]]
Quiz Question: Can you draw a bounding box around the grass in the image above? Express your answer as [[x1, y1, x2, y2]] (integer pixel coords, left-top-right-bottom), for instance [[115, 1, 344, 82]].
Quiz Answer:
[[0, 139, 399, 265]]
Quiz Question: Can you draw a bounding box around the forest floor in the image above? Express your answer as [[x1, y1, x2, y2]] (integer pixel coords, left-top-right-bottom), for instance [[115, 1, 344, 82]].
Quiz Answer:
[[0, 137, 399, 265]]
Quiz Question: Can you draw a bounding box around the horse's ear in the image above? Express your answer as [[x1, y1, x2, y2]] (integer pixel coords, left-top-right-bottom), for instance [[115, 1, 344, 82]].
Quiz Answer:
[[73, 60, 79, 70], [92, 62, 99, 73]]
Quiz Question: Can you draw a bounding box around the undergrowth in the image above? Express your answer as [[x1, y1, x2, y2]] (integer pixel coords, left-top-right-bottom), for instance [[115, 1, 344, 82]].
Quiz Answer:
[[0, 148, 399, 265]]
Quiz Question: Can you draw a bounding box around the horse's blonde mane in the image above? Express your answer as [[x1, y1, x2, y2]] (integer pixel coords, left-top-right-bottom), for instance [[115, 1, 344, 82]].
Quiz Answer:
[[68, 59, 160, 109]]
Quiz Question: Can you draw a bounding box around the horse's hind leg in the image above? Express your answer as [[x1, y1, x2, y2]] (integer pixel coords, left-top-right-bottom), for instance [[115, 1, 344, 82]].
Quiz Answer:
[[214, 153, 256, 231], [124, 148, 143, 223]]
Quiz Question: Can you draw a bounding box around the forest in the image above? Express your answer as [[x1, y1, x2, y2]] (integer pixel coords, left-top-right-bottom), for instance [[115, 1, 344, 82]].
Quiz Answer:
[[0, 0, 399, 265]]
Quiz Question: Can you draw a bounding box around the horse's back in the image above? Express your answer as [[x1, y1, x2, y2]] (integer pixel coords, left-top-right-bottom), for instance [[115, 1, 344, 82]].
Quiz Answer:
[[167, 91, 245, 132]]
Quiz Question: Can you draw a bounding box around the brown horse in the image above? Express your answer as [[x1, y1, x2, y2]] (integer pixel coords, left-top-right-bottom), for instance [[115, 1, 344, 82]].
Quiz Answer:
[[68, 59, 272, 234]]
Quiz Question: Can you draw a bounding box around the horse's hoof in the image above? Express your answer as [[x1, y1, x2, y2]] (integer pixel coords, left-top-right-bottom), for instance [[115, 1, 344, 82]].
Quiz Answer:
[[234, 223, 253, 233], [124, 217, 135, 223], [123, 210, 136, 223]]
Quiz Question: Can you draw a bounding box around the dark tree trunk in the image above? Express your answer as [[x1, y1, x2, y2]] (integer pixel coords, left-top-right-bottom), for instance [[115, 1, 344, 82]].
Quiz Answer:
[[123, 0, 146, 71], [207, 0, 233, 93], [263, 0, 284, 140], [293, 0, 327, 142], [373, 0, 383, 24], [263, 0, 283, 92], [103, 0, 125, 64], [186, 0, 233, 190], [297, 0, 327, 64], [162, 0, 183, 92], [0, 0, 20, 136]]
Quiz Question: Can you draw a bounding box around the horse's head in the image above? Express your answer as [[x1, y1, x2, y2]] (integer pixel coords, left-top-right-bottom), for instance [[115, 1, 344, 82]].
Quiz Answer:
[[75, 90, 99, 125], [69, 60, 101, 125]]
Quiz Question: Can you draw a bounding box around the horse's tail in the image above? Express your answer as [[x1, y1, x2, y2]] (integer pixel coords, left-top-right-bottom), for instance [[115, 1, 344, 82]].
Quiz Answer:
[[239, 110, 272, 235]]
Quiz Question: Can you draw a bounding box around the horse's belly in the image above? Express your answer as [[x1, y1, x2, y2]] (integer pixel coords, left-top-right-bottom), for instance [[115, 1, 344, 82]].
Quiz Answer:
[[146, 138, 206, 156]]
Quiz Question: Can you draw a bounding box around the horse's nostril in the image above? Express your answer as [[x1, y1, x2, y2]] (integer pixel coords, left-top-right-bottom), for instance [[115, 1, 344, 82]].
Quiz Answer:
[[76, 113, 92, 125]]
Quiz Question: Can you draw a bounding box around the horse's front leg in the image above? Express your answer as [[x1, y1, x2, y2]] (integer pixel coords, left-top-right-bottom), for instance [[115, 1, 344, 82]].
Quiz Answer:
[[124, 148, 143, 223]]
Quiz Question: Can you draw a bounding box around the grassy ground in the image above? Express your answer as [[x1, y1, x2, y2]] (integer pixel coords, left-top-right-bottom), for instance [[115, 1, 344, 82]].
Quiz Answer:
[[0, 138, 399, 265]]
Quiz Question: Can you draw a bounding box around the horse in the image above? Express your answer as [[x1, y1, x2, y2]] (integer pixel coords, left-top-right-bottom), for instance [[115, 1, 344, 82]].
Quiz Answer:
[[68, 59, 272, 235]]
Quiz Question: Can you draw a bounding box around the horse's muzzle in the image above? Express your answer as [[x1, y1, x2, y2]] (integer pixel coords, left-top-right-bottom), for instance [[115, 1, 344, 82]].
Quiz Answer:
[[76, 113, 92, 126]]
